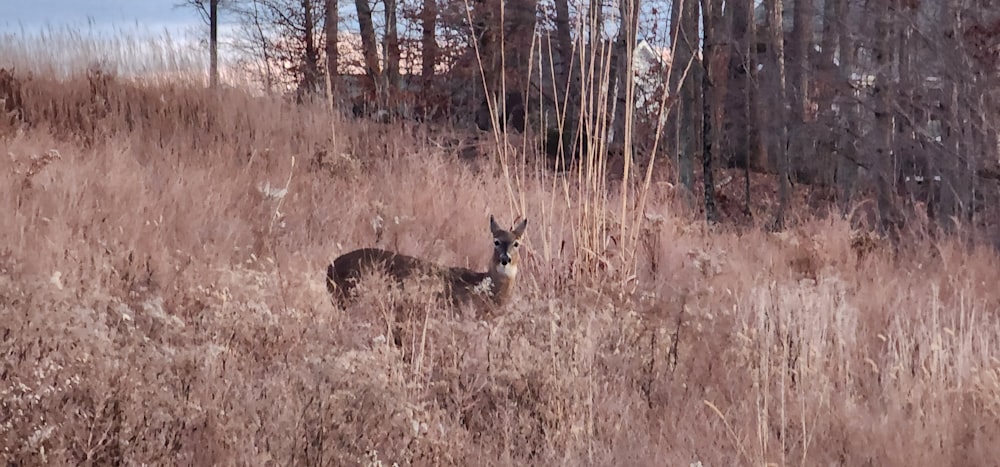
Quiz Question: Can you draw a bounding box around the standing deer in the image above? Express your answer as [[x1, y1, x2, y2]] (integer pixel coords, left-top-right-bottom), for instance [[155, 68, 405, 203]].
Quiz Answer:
[[327, 215, 528, 307]]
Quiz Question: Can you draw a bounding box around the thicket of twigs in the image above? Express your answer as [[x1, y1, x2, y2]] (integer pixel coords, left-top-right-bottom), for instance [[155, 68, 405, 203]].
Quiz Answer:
[[2, 29, 1000, 466]]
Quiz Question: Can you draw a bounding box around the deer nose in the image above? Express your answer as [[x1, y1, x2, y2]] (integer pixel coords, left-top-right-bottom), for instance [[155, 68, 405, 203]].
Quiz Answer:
[[499, 254, 511, 265]]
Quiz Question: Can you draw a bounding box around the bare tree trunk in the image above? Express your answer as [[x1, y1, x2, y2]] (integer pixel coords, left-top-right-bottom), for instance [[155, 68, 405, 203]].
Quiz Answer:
[[666, 0, 682, 180], [788, 0, 812, 119], [788, 0, 814, 183], [552, 0, 578, 146], [818, 0, 837, 94], [384, 0, 401, 91], [210, 0, 219, 88], [701, 0, 719, 223], [893, 3, 930, 220], [676, 0, 700, 197], [765, 0, 790, 228], [299, 0, 320, 98], [873, 0, 900, 235], [469, 0, 537, 134], [545, 0, 580, 96], [325, 0, 339, 97], [181, 0, 222, 87], [834, 0, 857, 213], [738, 0, 759, 214], [725, 0, 749, 167], [506, 0, 538, 91], [815, 0, 840, 191], [472, 0, 501, 101], [586, 0, 604, 121], [355, 0, 382, 96], [596, 0, 614, 136], [709, 0, 733, 162], [421, 0, 437, 80], [611, 0, 640, 147], [936, 0, 960, 226]]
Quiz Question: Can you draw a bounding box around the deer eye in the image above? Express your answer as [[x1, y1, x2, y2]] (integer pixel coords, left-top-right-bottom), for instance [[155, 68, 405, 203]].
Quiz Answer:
[[494, 239, 501, 247], [512, 241, 520, 248]]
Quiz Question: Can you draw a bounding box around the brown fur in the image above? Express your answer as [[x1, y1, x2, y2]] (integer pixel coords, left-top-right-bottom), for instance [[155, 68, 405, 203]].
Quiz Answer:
[[327, 215, 528, 308]]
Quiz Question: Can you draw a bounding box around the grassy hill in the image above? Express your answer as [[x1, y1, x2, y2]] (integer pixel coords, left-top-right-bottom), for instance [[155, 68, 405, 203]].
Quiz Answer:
[[2, 32, 1000, 466]]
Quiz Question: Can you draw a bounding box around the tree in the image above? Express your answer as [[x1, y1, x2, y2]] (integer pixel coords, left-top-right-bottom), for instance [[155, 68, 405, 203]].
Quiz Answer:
[[355, 0, 382, 97], [610, 0, 641, 149], [831, 0, 857, 213], [466, 0, 539, 135], [231, 0, 276, 91], [727, 0, 757, 214], [672, 0, 700, 196], [178, 0, 226, 88], [787, 0, 813, 144], [552, 0, 577, 119], [700, 0, 722, 223], [324, 0, 339, 98], [872, 0, 900, 235], [421, 0, 438, 81], [384, 0, 401, 91], [299, 0, 321, 97], [814, 0, 847, 208], [763, 0, 790, 228], [210, 0, 220, 88], [224, 0, 325, 94]]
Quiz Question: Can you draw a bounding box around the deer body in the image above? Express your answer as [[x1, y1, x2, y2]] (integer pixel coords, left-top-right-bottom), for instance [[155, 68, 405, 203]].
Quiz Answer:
[[327, 216, 527, 307]]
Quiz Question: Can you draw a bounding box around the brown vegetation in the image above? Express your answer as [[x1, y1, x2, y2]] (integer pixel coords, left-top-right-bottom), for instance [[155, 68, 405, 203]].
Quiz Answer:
[[327, 216, 527, 310], [2, 47, 1000, 466]]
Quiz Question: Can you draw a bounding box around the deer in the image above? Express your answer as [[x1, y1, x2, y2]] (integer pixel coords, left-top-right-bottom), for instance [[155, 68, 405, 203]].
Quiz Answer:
[[326, 215, 528, 309]]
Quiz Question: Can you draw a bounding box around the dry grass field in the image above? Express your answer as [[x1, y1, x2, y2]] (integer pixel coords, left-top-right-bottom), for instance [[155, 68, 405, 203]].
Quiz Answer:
[[3, 32, 1000, 466]]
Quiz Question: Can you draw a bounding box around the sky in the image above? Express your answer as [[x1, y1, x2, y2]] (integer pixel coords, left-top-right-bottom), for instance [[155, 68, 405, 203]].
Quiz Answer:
[[0, 0, 205, 37]]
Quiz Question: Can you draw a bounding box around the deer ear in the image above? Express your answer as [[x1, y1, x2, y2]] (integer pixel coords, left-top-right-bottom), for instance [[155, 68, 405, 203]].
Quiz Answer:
[[512, 218, 528, 237], [490, 215, 501, 235]]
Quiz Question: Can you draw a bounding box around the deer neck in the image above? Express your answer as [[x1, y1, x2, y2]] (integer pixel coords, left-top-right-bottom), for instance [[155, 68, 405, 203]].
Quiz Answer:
[[487, 261, 518, 305]]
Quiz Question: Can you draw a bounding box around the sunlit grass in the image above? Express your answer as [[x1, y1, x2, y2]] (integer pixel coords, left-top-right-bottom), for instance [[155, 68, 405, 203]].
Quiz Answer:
[[0, 24, 257, 88], [1, 28, 1000, 466]]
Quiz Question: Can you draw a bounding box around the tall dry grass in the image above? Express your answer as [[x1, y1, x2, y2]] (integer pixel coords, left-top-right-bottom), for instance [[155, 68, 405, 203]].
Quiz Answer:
[[1, 26, 256, 88], [2, 32, 1000, 466]]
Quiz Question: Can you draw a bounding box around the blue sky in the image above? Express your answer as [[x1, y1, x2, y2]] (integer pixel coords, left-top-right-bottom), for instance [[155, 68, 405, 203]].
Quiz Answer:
[[0, 0, 204, 36]]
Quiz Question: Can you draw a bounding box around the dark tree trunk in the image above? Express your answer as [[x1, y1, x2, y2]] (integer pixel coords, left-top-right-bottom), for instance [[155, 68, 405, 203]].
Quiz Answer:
[[421, 0, 437, 80], [324, 0, 339, 97], [553, 0, 579, 148], [741, 0, 759, 214], [299, 0, 320, 97], [552, 0, 573, 82], [815, 0, 840, 190], [676, 0, 700, 197], [834, 0, 857, 213], [611, 0, 640, 147], [788, 0, 814, 183], [765, 0, 790, 228], [210, 0, 219, 88], [788, 0, 813, 120], [701, 0, 719, 223], [355, 0, 382, 95], [385, 0, 401, 90], [873, 0, 900, 235], [472, 0, 501, 100], [726, 0, 750, 169]]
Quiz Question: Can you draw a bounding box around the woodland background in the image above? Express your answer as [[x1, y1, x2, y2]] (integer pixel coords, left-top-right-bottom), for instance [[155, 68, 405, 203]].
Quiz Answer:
[[179, 0, 1000, 237], [2, 0, 1000, 465]]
